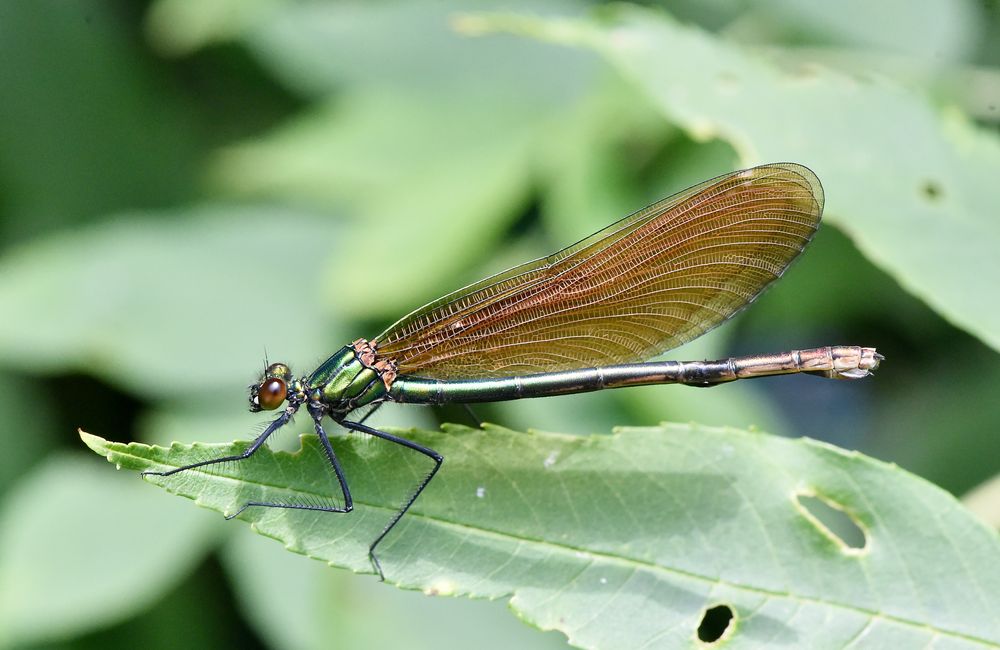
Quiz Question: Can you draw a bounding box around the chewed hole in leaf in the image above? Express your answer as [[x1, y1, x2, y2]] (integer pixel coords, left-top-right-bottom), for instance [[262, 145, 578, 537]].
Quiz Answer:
[[795, 492, 867, 553], [697, 604, 735, 644]]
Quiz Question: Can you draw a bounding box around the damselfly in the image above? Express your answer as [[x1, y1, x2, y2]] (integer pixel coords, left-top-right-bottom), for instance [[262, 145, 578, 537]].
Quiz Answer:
[[143, 163, 881, 579]]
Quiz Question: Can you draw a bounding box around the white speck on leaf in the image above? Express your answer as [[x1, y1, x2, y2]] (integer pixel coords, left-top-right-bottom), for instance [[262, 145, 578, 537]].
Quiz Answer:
[[423, 578, 456, 597], [543, 451, 559, 468], [476, 486, 486, 498]]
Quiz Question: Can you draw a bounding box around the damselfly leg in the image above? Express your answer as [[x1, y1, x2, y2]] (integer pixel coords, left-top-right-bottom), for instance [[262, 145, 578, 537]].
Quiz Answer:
[[341, 419, 443, 580], [141, 409, 292, 478]]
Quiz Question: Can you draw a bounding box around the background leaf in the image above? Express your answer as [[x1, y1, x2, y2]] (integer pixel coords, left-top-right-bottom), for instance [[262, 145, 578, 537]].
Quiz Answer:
[[0, 454, 219, 646], [220, 531, 569, 650], [464, 6, 1000, 351], [0, 206, 345, 397]]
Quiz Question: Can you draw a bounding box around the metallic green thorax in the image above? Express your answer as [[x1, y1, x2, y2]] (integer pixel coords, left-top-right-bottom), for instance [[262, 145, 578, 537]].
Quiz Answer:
[[308, 345, 388, 415]]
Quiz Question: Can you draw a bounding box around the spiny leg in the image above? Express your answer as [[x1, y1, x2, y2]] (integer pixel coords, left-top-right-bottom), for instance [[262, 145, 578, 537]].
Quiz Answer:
[[340, 419, 443, 581], [141, 409, 293, 478], [226, 407, 354, 519], [311, 406, 353, 512]]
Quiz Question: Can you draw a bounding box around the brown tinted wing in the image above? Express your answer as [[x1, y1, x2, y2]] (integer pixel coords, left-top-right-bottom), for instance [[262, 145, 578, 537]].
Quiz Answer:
[[376, 163, 823, 379]]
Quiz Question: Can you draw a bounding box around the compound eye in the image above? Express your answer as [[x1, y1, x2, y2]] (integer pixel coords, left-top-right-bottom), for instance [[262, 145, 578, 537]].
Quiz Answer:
[[257, 377, 287, 410], [265, 362, 292, 381]]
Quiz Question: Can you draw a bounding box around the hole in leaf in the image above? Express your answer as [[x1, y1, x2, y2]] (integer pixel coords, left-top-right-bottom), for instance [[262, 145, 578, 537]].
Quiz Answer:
[[697, 604, 734, 643], [920, 180, 943, 201], [796, 493, 867, 552]]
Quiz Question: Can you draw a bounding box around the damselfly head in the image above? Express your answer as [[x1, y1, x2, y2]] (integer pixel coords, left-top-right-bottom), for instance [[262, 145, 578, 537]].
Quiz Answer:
[[249, 362, 292, 412]]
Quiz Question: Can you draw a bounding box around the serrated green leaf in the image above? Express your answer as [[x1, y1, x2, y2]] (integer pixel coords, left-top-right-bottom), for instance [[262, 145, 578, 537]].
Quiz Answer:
[[82, 424, 1000, 649], [466, 7, 1000, 352]]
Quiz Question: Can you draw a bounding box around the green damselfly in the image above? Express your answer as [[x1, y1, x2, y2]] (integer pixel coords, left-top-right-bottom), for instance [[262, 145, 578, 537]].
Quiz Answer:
[[143, 163, 881, 579]]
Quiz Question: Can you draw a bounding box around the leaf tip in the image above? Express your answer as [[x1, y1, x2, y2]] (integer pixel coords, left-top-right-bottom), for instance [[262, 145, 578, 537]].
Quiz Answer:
[[79, 429, 109, 455]]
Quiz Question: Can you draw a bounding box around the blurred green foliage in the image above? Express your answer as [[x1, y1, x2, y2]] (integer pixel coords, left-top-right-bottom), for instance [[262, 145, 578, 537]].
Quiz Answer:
[[0, 1, 998, 649]]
